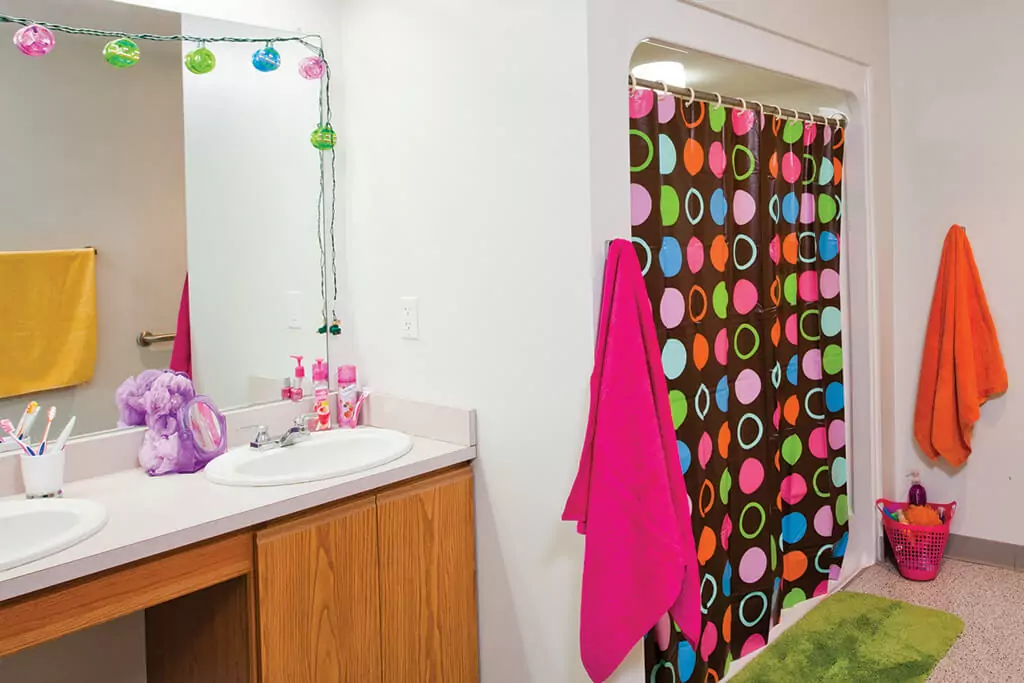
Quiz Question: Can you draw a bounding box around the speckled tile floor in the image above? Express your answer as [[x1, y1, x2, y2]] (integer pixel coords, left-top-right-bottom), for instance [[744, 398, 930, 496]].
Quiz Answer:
[[845, 559, 1024, 682]]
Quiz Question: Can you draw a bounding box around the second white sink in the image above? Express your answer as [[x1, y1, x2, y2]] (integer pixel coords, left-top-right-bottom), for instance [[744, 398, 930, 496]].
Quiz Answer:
[[204, 427, 413, 487], [0, 498, 107, 572]]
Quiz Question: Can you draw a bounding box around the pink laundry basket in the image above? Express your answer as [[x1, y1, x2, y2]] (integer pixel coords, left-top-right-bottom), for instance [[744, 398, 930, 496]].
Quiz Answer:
[[876, 498, 957, 581]]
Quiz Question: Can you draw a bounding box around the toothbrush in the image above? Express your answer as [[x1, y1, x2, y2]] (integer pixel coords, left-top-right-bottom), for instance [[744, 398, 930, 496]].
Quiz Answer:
[[53, 416, 76, 453], [1, 419, 35, 456], [17, 401, 40, 440], [14, 401, 37, 439], [37, 407, 56, 456]]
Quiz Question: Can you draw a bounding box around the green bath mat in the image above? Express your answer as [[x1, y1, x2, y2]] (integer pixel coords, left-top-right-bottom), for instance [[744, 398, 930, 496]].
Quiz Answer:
[[731, 591, 963, 683]]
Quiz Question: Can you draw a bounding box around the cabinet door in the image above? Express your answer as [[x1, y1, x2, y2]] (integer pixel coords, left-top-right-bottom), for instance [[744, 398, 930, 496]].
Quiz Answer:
[[256, 495, 382, 683], [377, 465, 479, 683]]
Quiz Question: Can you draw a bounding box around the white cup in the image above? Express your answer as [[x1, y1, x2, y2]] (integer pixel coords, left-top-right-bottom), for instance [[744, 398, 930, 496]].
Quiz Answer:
[[20, 449, 66, 498]]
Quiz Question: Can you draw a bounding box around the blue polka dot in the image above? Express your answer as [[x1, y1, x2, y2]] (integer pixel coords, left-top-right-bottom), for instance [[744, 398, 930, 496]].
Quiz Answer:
[[662, 339, 687, 380], [678, 440, 692, 475], [772, 361, 782, 389], [715, 375, 729, 413], [786, 355, 799, 386], [723, 560, 732, 598], [782, 192, 800, 224], [660, 236, 682, 277], [678, 641, 697, 680], [820, 231, 839, 261], [834, 531, 849, 558], [826, 382, 845, 412], [781, 512, 807, 547], [710, 188, 728, 226], [659, 134, 677, 175]]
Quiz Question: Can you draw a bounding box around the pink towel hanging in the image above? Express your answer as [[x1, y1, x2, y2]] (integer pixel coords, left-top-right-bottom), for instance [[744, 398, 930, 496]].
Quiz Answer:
[[169, 274, 192, 377], [563, 239, 700, 682]]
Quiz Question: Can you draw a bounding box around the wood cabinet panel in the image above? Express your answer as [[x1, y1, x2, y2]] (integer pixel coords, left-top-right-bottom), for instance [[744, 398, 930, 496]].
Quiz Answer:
[[256, 494, 382, 683], [377, 464, 479, 683]]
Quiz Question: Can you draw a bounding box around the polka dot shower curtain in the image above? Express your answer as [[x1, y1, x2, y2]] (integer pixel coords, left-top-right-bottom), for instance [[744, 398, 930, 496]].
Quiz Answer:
[[628, 88, 849, 683]]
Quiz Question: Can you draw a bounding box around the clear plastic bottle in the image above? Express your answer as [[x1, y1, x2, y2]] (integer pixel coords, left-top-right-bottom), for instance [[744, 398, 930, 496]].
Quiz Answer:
[[312, 359, 331, 431], [289, 355, 305, 402], [908, 471, 927, 506]]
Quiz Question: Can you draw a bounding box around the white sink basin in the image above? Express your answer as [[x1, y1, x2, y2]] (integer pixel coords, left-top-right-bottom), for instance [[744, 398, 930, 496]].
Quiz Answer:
[[0, 498, 107, 572], [205, 427, 413, 487]]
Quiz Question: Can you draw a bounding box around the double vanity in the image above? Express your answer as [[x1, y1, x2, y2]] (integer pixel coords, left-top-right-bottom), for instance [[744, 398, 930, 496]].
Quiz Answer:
[[0, 398, 480, 682]]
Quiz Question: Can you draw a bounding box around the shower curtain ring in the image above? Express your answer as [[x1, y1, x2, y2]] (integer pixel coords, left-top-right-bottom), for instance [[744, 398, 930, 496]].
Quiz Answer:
[[656, 80, 670, 99], [751, 100, 764, 122], [713, 92, 722, 110], [738, 97, 748, 111], [629, 73, 637, 95], [832, 112, 846, 132], [686, 87, 695, 106], [773, 104, 783, 119], [790, 107, 800, 122]]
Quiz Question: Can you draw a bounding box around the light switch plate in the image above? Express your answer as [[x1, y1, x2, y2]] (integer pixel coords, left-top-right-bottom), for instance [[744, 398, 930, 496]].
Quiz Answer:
[[287, 291, 302, 329], [400, 296, 419, 339]]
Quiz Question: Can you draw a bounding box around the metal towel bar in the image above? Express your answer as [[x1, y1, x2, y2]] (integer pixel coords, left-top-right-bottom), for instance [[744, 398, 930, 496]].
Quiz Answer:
[[137, 331, 175, 347]]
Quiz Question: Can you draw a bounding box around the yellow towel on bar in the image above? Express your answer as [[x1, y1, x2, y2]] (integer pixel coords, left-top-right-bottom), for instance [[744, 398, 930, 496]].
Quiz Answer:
[[0, 249, 97, 399]]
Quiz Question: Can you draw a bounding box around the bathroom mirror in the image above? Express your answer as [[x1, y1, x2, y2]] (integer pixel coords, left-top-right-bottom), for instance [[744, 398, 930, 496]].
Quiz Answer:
[[0, 0, 336, 448]]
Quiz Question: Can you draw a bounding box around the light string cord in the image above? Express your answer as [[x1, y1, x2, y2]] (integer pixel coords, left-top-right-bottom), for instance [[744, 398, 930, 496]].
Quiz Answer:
[[1, 12, 341, 331]]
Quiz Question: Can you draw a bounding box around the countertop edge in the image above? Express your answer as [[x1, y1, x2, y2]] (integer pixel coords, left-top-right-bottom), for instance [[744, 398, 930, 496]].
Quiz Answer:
[[0, 445, 475, 603]]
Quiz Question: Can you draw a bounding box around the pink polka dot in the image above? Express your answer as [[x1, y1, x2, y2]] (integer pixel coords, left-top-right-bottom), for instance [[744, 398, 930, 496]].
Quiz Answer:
[[721, 513, 733, 550], [698, 432, 713, 468], [660, 288, 685, 328], [739, 547, 768, 583], [814, 505, 834, 537], [700, 621, 718, 662], [733, 190, 756, 225], [829, 564, 842, 581], [800, 192, 816, 224], [813, 579, 829, 598], [733, 279, 758, 315], [828, 420, 846, 449], [732, 108, 755, 136], [809, 426, 827, 459], [802, 349, 822, 380], [803, 122, 818, 146], [709, 141, 726, 178], [629, 88, 654, 119], [781, 473, 807, 505], [715, 328, 729, 366], [769, 235, 780, 264], [781, 152, 801, 183], [735, 368, 762, 405], [798, 271, 819, 302], [773, 401, 781, 429], [657, 94, 676, 124], [823, 123, 833, 145], [741, 634, 766, 658], [630, 183, 652, 226], [687, 236, 704, 274], [739, 458, 765, 494], [786, 314, 798, 345], [820, 269, 840, 299]]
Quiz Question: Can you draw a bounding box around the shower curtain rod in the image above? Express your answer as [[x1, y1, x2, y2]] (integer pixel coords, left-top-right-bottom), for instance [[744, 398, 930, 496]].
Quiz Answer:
[[631, 76, 848, 129]]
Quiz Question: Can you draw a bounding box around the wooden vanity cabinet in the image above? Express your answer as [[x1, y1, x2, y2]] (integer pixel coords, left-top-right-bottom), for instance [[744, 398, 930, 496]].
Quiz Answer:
[[255, 464, 479, 683]]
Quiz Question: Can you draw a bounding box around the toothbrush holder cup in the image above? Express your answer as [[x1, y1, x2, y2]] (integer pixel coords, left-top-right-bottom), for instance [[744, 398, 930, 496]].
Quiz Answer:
[[20, 449, 66, 498]]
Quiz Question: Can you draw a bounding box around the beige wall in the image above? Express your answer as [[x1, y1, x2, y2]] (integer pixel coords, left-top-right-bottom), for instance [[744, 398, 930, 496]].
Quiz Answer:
[[0, 0, 187, 439]]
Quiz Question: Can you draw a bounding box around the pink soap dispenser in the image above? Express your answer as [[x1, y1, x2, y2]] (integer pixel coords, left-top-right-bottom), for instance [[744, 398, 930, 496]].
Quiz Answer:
[[289, 355, 305, 402], [908, 471, 927, 506], [312, 358, 332, 431]]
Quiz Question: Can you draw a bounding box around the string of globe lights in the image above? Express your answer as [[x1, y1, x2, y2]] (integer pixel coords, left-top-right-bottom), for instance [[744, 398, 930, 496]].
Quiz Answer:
[[2, 14, 343, 335]]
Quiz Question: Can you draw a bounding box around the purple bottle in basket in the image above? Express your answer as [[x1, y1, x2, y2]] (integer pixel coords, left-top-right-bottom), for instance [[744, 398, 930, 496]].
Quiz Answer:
[[908, 471, 927, 506]]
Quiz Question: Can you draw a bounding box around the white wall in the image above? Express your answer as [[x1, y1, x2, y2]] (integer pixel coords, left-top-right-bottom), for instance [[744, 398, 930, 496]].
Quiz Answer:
[[889, 0, 1022, 544], [0, 0, 186, 438]]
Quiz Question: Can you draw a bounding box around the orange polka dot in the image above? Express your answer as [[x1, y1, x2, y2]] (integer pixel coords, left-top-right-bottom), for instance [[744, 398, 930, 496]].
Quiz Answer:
[[774, 449, 781, 470], [693, 333, 709, 370], [783, 551, 808, 581], [776, 491, 783, 511], [699, 480, 716, 518], [697, 526, 717, 565], [706, 669, 720, 683], [784, 396, 800, 425], [770, 277, 781, 306], [684, 138, 705, 176], [722, 605, 733, 643], [782, 233, 799, 265], [768, 152, 779, 179], [710, 235, 729, 272], [833, 157, 843, 185], [718, 422, 731, 459], [832, 127, 845, 151], [771, 319, 781, 347]]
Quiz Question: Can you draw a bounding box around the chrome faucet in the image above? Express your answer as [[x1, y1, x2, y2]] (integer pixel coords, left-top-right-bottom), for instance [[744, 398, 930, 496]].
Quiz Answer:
[[247, 414, 317, 450]]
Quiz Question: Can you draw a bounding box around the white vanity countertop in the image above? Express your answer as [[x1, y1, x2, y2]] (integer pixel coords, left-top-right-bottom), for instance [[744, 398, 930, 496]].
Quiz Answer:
[[0, 435, 475, 602]]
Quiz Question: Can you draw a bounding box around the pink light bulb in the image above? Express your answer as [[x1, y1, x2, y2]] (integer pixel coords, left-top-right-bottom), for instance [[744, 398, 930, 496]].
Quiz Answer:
[[298, 55, 326, 80], [13, 24, 56, 57]]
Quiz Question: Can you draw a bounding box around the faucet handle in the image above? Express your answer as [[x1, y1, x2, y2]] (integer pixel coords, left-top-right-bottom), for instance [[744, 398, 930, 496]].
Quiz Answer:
[[239, 424, 271, 448], [293, 414, 318, 430]]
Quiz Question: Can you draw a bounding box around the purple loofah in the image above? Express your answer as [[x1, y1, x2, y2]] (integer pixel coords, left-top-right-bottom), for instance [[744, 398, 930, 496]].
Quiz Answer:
[[115, 369, 164, 427]]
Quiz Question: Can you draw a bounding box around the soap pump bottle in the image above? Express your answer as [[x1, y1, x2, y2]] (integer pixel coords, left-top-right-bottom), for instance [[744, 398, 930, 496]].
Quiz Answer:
[[908, 471, 927, 506], [337, 365, 358, 428], [289, 355, 305, 402], [311, 358, 332, 431]]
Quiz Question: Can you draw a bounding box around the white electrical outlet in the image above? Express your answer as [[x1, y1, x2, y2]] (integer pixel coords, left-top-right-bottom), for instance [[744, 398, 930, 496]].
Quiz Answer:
[[287, 291, 302, 329], [400, 296, 419, 339]]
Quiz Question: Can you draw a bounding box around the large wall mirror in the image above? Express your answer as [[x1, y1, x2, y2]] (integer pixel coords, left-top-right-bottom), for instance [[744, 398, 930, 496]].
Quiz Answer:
[[0, 0, 337, 448]]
